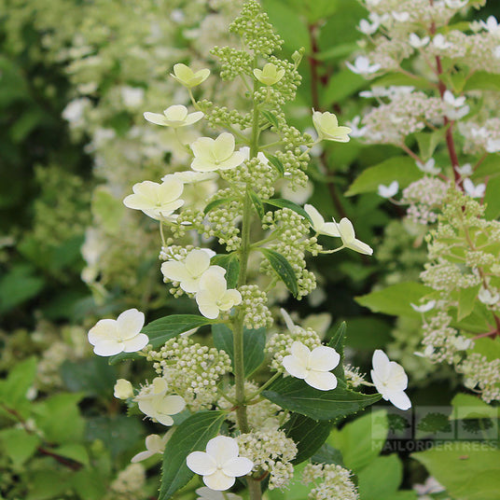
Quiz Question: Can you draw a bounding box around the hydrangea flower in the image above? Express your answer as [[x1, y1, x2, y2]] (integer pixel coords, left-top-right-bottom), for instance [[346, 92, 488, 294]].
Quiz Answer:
[[312, 110, 351, 143], [377, 181, 399, 198], [144, 105, 204, 128], [478, 287, 499, 306], [410, 301, 436, 313], [409, 33, 430, 48], [191, 133, 246, 172], [196, 487, 241, 500], [416, 159, 441, 175], [135, 378, 186, 426], [123, 178, 184, 221], [196, 270, 242, 319], [161, 249, 226, 293], [304, 204, 340, 237], [131, 433, 171, 463], [114, 379, 134, 399], [463, 178, 485, 198], [346, 56, 381, 75], [88, 308, 149, 356], [371, 350, 411, 410], [171, 63, 210, 88], [282, 341, 340, 391], [253, 63, 285, 86], [333, 217, 373, 255], [186, 436, 254, 491]]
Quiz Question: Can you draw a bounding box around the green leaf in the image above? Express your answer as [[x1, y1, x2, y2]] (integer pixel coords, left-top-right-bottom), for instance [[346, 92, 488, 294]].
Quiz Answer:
[[474, 155, 500, 180], [413, 442, 500, 500], [328, 410, 388, 472], [283, 413, 334, 464], [264, 198, 311, 223], [484, 176, 500, 221], [321, 70, 366, 106], [0, 428, 41, 466], [315, 43, 359, 62], [357, 455, 403, 500], [211, 253, 240, 289], [346, 157, 422, 197], [415, 128, 447, 161], [311, 443, 344, 466], [249, 189, 265, 220], [159, 411, 225, 500], [27, 470, 72, 500], [54, 443, 90, 467], [385, 493, 418, 500], [457, 285, 480, 321], [110, 315, 216, 364], [261, 110, 279, 129], [263, 377, 381, 421], [60, 357, 116, 397], [356, 282, 433, 317], [464, 72, 500, 92], [212, 324, 266, 377], [450, 393, 500, 420], [0, 265, 45, 313], [328, 322, 346, 381], [260, 248, 299, 297], [72, 468, 107, 500], [204, 197, 235, 214], [266, 155, 285, 175], [371, 73, 432, 90], [342, 317, 393, 350], [0, 357, 37, 410]]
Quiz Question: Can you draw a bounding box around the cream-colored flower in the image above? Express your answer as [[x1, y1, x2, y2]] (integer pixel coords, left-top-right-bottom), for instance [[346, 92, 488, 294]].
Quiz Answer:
[[123, 178, 184, 221], [135, 378, 186, 426], [196, 270, 242, 319], [334, 217, 373, 255], [312, 110, 351, 143], [191, 133, 245, 172], [171, 63, 210, 88], [304, 204, 340, 237], [253, 63, 285, 86], [131, 433, 171, 463], [144, 105, 204, 128], [114, 379, 134, 399]]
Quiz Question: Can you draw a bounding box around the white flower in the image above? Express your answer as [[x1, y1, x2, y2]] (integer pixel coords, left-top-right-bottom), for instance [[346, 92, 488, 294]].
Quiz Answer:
[[282, 341, 340, 391], [135, 378, 186, 426], [455, 163, 472, 177], [334, 217, 374, 255], [414, 477, 446, 495], [409, 33, 430, 48], [114, 379, 134, 399], [478, 287, 500, 306], [377, 181, 399, 198], [371, 350, 411, 410], [443, 90, 466, 107], [196, 270, 242, 319], [169, 171, 219, 183], [123, 178, 184, 221], [445, 0, 468, 8], [416, 159, 441, 175], [360, 86, 390, 98], [191, 133, 245, 172], [346, 56, 381, 75], [480, 16, 500, 36], [131, 433, 171, 463], [171, 63, 210, 88], [144, 105, 204, 128], [486, 138, 500, 153], [433, 34, 451, 50], [304, 204, 340, 237], [186, 436, 254, 491], [451, 336, 472, 351], [463, 178, 485, 198], [358, 18, 379, 35], [392, 12, 410, 22], [161, 249, 226, 293], [280, 308, 300, 334], [196, 487, 241, 500], [281, 180, 313, 205], [121, 86, 145, 109], [312, 110, 351, 142], [88, 309, 149, 356], [411, 300, 436, 313], [62, 98, 90, 123], [346, 116, 367, 138], [471, 126, 488, 140], [253, 63, 285, 86]]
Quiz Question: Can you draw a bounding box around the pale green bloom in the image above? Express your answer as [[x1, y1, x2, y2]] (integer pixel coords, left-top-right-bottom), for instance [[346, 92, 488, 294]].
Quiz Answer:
[[334, 217, 373, 255], [196, 270, 242, 319], [144, 105, 204, 128], [253, 63, 285, 86], [123, 178, 184, 221], [131, 432, 171, 463], [191, 132, 245, 172], [304, 204, 340, 237], [312, 110, 352, 142], [114, 379, 134, 399], [171, 63, 210, 88]]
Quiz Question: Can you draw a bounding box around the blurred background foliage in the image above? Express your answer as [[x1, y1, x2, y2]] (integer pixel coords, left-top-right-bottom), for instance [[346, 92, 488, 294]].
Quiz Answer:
[[1, 0, 500, 499]]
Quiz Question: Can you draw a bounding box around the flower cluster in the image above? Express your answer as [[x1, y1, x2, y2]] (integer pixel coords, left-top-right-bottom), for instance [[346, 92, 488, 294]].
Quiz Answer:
[[302, 463, 359, 500]]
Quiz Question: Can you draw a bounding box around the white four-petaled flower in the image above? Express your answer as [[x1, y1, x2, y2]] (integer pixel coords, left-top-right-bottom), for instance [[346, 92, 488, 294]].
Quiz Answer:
[[480, 16, 500, 36], [171, 63, 210, 88], [186, 436, 254, 491], [253, 63, 285, 86], [114, 379, 134, 399], [144, 105, 204, 128], [334, 217, 374, 255], [195, 270, 242, 319], [463, 178, 485, 198], [478, 287, 500, 306], [409, 33, 430, 48], [378, 181, 399, 198], [371, 350, 411, 410], [416, 159, 441, 175], [191, 133, 246, 172], [304, 204, 340, 237], [131, 432, 171, 463], [346, 56, 381, 75], [312, 110, 352, 143], [88, 308, 149, 356], [410, 300, 436, 313], [123, 178, 184, 221], [283, 341, 340, 391]]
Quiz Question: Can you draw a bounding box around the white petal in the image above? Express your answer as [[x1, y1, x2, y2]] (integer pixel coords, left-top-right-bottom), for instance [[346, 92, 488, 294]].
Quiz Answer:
[[187, 451, 217, 476], [161, 261, 191, 282], [218, 151, 245, 170], [93, 340, 124, 356], [185, 249, 211, 277], [206, 436, 239, 464], [387, 362, 408, 391], [88, 319, 117, 346], [291, 341, 311, 365], [213, 133, 235, 160], [309, 346, 340, 372], [304, 204, 324, 230], [204, 470, 235, 491], [222, 457, 254, 477], [144, 112, 169, 126], [305, 370, 338, 391], [123, 333, 149, 353], [389, 391, 412, 410], [372, 350, 390, 374], [338, 218, 356, 243], [347, 238, 373, 256], [321, 222, 341, 237], [131, 450, 155, 463], [192, 137, 216, 162], [197, 302, 220, 320], [282, 355, 309, 379], [116, 308, 145, 340], [159, 394, 186, 415]]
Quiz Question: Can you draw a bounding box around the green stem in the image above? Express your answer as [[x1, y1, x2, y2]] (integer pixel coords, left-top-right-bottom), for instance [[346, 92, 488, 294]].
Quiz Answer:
[[246, 372, 281, 400]]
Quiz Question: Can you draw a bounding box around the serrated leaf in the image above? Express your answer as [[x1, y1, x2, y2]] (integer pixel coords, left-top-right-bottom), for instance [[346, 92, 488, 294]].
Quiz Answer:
[[264, 198, 312, 223], [110, 315, 216, 364], [260, 248, 299, 297], [266, 155, 285, 175], [263, 377, 381, 421], [283, 413, 334, 464], [261, 110, 279, 129], [204, 197, 235, 214], [211, 253, 240, 289], [249, 189, 265, 220], [212, 324, 266, 377], [346, 157, 422, 197], [159, 411, 225, 500]]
